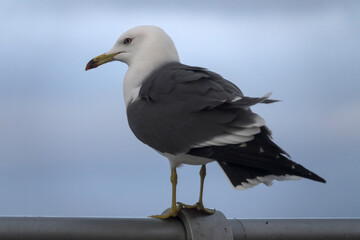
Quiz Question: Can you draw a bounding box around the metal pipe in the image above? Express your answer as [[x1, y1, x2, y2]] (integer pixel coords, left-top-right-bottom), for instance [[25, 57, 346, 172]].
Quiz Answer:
[[0, 216, 359, 240], [230, 219, 360, 240], [0, 217, 186, 240]]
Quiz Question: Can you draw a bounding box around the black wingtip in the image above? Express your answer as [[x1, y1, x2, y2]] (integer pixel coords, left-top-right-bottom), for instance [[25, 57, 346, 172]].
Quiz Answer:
[[263, 99, 281, 104], [310, 173, 326, 183]]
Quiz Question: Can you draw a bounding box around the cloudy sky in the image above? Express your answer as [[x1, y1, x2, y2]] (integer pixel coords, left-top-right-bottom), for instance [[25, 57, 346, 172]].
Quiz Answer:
[[0, 0, 359, 218]]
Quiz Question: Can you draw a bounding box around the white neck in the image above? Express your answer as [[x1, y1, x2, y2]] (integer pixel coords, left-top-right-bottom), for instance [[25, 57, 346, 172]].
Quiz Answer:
[[123, 64, 151, 106]]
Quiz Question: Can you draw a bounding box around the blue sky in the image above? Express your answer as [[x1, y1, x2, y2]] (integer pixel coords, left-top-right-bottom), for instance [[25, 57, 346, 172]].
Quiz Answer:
[[0, 0, 359, 218]]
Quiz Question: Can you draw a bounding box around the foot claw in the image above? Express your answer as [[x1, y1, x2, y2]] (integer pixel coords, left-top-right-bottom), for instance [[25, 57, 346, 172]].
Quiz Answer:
[[177, 202, 215, 214]]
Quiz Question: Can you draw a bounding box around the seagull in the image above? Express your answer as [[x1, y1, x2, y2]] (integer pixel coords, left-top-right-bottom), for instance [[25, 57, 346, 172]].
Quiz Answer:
[[86, 25, 326, 219]]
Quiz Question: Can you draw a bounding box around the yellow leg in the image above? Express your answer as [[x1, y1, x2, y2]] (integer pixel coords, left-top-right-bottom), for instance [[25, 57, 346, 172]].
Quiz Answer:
[[150, 168, 181, 219], [178, 164, 215, 214], [198, 164, 206, 204]]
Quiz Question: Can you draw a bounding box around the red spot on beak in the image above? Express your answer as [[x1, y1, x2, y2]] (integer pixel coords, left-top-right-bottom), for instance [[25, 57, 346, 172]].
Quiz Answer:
[[85, 59, 98, 71]]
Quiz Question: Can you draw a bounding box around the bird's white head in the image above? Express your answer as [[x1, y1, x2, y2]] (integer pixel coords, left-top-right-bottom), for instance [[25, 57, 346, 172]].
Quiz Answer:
[[86, 25, 179, 70]]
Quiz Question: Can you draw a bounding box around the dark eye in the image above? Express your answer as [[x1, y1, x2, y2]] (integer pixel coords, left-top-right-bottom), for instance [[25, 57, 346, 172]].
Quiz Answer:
[[123, 38, 132, 44]]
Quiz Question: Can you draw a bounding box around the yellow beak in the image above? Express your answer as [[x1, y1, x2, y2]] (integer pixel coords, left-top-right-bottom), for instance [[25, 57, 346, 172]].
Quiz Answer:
[[85, 52, 119, 71]]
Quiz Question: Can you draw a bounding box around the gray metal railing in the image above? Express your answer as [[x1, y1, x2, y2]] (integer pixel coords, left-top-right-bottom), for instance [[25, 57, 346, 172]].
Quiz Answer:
[[0, 209, 359, 240]]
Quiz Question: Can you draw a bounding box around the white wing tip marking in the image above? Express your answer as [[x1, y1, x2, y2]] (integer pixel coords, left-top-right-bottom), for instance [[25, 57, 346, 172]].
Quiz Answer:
[[263, 92, 272, 99], [231, 96, 242, 102], [259, 146, 264, 153], [234, 175, 302, 190]]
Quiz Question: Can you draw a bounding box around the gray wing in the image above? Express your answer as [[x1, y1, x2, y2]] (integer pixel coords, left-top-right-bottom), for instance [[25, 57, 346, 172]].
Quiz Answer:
[[126, 62, 326, 187], [126, 62, 276, 154]]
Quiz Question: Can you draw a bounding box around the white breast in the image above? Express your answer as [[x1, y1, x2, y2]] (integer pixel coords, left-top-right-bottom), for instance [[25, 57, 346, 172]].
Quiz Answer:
[[160, 152, 214, 168]]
